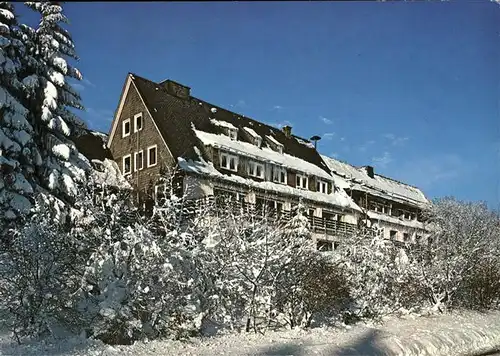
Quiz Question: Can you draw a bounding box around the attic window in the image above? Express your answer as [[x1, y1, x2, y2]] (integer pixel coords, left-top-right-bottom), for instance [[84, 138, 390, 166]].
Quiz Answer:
[[134, 113, 143, 132], [266, 135, 284, 153], [317, 180, 328, 194], [220, 152, 238, 172], [244, 127, 262, 147], [248, 161, 265, 179], [296, 174, 308, 189], [122, 118, 131, 138], [228, 128, 238, 140], [273, 166, 287, 184]]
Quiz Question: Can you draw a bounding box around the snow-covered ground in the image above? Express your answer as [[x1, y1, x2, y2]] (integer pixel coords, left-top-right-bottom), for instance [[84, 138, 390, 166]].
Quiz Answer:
[[1, 310, 499, 355]]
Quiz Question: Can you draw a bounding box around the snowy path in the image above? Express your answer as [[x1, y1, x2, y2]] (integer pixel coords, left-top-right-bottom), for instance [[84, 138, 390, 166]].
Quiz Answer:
[[1, 310, 499, 356]]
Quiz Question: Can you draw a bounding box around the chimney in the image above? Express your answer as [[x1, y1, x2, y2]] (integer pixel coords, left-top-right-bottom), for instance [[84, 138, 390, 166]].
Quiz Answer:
[[366, 165, 375, 178], [159, 79, 191, 99], [282, 125, 292, 138]]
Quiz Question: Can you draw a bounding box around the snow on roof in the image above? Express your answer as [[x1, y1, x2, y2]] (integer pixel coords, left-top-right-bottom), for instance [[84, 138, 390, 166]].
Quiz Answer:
[[295, 136, 315, 149], [243, 126, 261, 140], [210, 118, 237, 130], [90, 131, 108, 143], [367, 211, 427, 230], [266, 135, 283, 147], [177, 148, 362, 212], [194, 127, 333, 181], [321, 155, 429, 208]]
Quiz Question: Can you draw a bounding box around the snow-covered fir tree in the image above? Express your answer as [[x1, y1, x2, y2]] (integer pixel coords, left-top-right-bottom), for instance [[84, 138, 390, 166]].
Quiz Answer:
[[0, 2, 40, 231], [20, 1, 90, 212]]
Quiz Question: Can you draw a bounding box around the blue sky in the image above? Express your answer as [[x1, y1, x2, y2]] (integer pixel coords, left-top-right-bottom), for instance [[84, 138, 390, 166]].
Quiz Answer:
[[18, 2, 500, 208]]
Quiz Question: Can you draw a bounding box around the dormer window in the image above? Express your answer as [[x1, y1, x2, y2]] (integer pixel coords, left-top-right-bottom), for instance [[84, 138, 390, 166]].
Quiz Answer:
[[244, 127, 262, 147], [265, 135, 284, 153], [220, 152, 238, 172], [317, 180, 328, 194], [228, 128, 238, 141], [296, 174, 308, 189], [248, 161, 265, 179], [273, 166, 287, 184]]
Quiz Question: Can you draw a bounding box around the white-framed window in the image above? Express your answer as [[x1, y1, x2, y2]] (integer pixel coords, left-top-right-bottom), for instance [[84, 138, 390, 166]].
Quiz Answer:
[[154, 184, 167, 203], [122, 118, 131, 137], [147, 145, 157, 167], [276, 144, 283, 154], [134, 112, 143, 132], [254, 136, 262, 147], [220, 152, 238, 172], [134, 150, 143, 171], [273, 166, 287, 184], [296, 174, 308, 189], [401, 211, 412, 220], [316, 180, 328, 194], [228, 128, 238, 141], [122, 154, 131, 175], [248, 161, 265, 179]]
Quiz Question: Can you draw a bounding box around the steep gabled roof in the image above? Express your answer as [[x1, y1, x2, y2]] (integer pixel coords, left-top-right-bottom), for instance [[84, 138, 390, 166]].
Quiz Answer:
[[130, 73, 332, 176], [321, 154, 430, 208]]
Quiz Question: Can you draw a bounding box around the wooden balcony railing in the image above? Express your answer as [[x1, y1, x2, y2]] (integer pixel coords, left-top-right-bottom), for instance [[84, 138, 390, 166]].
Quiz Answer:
[[154, 196, 377, 238]]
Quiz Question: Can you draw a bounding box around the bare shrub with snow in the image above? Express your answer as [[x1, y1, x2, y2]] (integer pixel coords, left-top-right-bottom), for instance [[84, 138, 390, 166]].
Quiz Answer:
[[408, 197, 500, 312], [0, 200, 85, 342], [275, 253, 351, 328], [336, 233, 412, 320]]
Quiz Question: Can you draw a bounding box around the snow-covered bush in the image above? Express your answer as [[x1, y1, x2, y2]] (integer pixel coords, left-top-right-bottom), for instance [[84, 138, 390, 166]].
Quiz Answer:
[[72, 174, 206, 344], [0, 200, 85, 341], [336, 232, 425, 320], [275, 253, 351, 328], [186, 200, 338, 334], [456, 257, 500, 310], [409, 197, 500, 312], [80, 225, 205, 344]]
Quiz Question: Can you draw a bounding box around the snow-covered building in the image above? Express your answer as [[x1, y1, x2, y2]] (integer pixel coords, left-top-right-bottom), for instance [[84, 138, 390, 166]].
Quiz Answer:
[[321, 155, 431, 244], [105, 73, 375, 247], [105, 73, 431, 250]]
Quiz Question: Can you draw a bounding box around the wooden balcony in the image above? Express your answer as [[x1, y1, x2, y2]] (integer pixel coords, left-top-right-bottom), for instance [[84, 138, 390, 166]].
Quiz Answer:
[[155, 196, 377, 238]]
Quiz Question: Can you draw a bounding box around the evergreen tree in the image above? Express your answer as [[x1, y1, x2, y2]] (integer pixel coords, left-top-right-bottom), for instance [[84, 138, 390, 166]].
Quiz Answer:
[[0, 2, 40, 230], [21, 1, 90, 210]]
